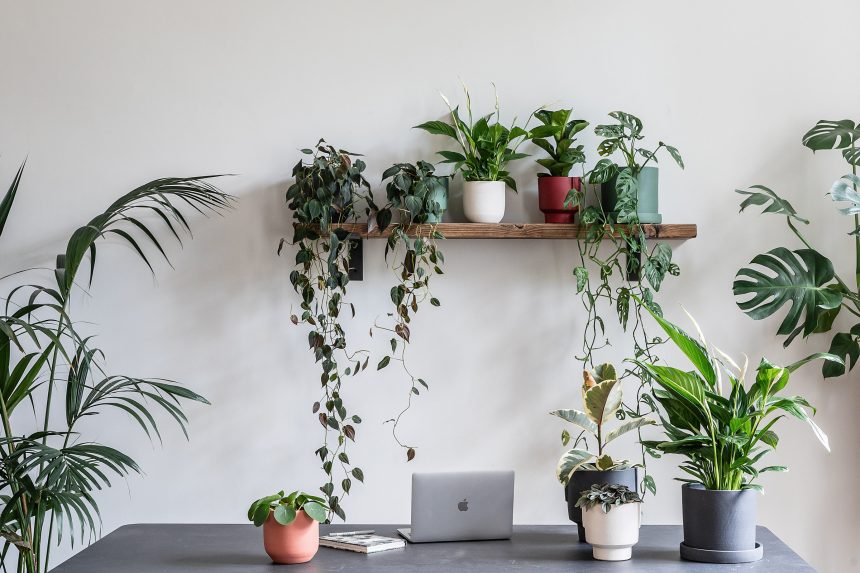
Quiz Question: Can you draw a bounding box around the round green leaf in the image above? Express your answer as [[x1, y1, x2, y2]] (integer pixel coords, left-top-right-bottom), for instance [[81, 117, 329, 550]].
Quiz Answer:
[[273, 504, 297, 526], [302, 501, 327, 522]]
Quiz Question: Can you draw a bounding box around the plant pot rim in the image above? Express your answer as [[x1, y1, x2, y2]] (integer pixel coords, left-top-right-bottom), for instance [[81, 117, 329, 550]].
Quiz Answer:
[[682, 483, 760, 495]]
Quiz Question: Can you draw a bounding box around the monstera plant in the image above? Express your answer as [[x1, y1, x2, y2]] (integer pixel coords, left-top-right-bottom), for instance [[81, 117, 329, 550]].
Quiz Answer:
[[735, 119, 860, 378]]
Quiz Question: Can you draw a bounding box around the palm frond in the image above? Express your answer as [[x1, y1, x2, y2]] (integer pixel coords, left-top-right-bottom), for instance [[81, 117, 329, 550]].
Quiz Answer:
[[57, 176, 234, 296], [0, 161, 25, 241]]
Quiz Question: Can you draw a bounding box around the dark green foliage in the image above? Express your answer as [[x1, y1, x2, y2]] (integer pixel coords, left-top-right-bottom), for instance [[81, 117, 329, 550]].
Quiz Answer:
[[530, 109, 588, 177], [377, 161, 449, 226], [637, 303, 834, 491], [414, 85, 532, 192], [0, 163, 232, 573], [283, 141, 374, 522], [735, 119, 860, 378], [247, 491, 329, 527], [575, 484, 642, 514]]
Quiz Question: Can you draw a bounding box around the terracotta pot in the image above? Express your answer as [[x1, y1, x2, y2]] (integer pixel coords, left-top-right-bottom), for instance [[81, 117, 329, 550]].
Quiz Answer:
[[538, 176, 580, 223], [262, 509, 319, 564]]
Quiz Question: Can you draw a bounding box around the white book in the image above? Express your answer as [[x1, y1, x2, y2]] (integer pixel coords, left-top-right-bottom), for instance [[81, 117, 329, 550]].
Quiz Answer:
[[319, 532, 406, 554]]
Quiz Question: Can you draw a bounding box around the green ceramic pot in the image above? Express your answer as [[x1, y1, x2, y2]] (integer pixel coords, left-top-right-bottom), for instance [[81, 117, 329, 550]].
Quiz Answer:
[[423, 178, 449, 223], [601, 166, 661, 224]]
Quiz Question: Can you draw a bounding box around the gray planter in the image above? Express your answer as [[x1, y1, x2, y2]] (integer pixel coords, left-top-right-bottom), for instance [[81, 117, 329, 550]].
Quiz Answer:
[[564, 468, 638, 542], [680, 483, 763, 563], [601, 166, 661, 224]]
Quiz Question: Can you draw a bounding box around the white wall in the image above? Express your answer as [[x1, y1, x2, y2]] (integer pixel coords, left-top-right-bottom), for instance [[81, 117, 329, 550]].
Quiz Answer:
[[1, 1, 858, 571]]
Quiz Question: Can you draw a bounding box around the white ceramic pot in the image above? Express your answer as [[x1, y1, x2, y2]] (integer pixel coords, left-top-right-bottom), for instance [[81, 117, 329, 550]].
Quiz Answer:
[[462, 180, 506, 223], [582, 503, 641, 561]]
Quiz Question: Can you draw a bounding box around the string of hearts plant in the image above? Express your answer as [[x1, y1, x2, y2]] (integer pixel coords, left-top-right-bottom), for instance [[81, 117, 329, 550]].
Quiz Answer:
[[569, 111, 684, 496], [734, 119, 860, 379], [371, 161, 448, 462], [281, 140, 378, 521]]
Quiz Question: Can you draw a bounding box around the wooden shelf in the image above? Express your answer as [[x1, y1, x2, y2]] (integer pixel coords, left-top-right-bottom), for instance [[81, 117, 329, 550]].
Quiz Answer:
[[330, 223, 697, 240]]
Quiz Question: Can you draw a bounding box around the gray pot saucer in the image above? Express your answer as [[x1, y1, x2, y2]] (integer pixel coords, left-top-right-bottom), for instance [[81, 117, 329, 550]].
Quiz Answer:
[[680, 541, 763, 564]]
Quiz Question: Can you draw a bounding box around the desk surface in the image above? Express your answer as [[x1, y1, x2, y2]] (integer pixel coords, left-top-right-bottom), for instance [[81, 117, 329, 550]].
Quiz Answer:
[[51, 524, 815, 572]]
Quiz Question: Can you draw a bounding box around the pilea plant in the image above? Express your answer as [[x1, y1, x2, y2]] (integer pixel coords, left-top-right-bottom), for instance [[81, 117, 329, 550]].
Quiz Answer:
[[415, 84, 532, 191], [550, 363, 655, 485], [734, 119, 860, 378], [567, 112, 685, 496], [247, 491, 328, 526], [531, 108, 589, 177], [282, 140, 377, 521], [372, 161, 448, 461], [576, 484, 642, 514]]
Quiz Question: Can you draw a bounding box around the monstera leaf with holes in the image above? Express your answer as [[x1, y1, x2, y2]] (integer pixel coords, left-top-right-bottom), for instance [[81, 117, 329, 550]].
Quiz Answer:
[[734, 247, 843, 346], [550, 364, 655, 485]]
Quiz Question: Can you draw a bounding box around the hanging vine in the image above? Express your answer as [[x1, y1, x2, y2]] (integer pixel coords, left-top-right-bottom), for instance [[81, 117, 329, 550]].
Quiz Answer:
[[282, 140, 378, 521], [372, 161, 448, 461]]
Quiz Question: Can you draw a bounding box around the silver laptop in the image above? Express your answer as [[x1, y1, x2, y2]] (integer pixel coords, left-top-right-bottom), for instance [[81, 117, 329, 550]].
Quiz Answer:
[[397, 471, 515, 543]]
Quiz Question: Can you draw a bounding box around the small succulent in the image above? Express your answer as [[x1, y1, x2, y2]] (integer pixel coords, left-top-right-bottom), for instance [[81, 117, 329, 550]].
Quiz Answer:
[[575, 484, 642, 514]]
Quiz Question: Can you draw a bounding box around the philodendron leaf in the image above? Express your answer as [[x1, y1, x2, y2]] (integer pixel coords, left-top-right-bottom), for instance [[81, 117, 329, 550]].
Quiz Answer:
[[823, 332, 858, 378], [734, 248, 843, 345], [830, 174, 860, 214], [801, 119, 860, 151], [604, 417, 657, 445], [556, 449, 595, 485], [584, 379, 622, 425], [549, 409, 598, 435], [736, 185, 808, 224]]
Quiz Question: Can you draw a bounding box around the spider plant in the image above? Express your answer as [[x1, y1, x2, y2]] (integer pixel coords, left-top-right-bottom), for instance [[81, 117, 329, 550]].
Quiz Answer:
[[0, 162, 233, 573]]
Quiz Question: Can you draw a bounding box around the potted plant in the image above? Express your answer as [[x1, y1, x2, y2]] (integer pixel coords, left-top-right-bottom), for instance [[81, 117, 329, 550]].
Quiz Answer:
[[248, 490, 329, 564], [734, 119, 860, 378], [550, 363, 655, 541], [590, 111, 683, 224], [415, 85, 532, 223], [530, 108, 589, 223], [576, 484, 642, 561], [636, 301, 834, 564], [371, 161, 449, 461], [283, 140, 376, 521]]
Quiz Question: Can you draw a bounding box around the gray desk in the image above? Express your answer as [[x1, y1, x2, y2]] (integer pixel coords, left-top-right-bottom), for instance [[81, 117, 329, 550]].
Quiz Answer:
[[51, 524, 815, 572]]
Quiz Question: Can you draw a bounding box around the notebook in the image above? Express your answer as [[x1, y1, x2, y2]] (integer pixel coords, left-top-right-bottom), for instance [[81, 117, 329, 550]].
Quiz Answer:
[[319, 532, 406, 554]]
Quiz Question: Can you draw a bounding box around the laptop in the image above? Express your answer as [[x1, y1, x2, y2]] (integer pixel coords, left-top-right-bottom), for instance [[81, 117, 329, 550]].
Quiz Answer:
[[397, 471, 515, 543]]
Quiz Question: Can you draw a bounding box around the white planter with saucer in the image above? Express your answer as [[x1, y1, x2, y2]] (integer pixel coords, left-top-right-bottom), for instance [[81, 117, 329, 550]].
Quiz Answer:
[[582, 502, 641, 561]]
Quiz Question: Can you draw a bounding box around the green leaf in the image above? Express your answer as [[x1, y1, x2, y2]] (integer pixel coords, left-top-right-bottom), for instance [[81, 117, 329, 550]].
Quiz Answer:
[[351, 467, 365, 482], [830, 174, 860, 214], [801, 119, 860, 151], [549, 409, 598, 434], [736, 185, 808, 224], [273, 504, 297, 525], [643, 474, 656, 495], [556, 449, 595, 485], [377, 356, 390, 370], [584, 379, 622, 425], [734, 248, 843, 343], [573, 266, 588, 293], [0, 161, 25, 241], [823, 332, 858, 378], [414, 120, 457, 139], [302, 501, 327, 522], [604, 417, 657, 445]]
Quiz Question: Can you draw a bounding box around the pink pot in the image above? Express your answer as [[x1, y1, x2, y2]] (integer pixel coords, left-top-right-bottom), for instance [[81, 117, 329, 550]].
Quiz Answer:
[[262, 509, 319, 564], [538, 176, 581, 223]]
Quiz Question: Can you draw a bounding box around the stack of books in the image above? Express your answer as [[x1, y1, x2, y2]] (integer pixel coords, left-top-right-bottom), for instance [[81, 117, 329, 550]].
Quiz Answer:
[[319, 530, 406, 554]]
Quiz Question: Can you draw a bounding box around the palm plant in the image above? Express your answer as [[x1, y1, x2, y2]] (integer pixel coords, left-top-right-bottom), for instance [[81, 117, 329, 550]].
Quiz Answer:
[[636, 300, 834, 491], [0, 163, 233, 573]]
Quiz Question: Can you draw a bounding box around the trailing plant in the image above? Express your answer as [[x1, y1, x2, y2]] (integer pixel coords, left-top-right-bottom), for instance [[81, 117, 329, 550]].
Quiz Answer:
[[282, 140, 377, 522], [372, 162, 448, 462], [414, 84, 532, 191], [550, 363, 655, 485], [530, 108, 589, 177], [247, 491, 328, 527], [734, 119, 860, 378], [0, 163, 233, 573], [567, 111, 685, 496], [575, 484, 642, 514], [636, 300, 835, 491]]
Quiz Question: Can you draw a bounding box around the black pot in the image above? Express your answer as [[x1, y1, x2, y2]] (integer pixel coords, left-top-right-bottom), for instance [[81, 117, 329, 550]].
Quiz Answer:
[[564, 468, 638, 542], [680, 483, 762, 563]]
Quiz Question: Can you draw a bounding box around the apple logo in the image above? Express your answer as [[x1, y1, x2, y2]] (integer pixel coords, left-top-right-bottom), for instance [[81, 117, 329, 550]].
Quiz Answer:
[[458, 498, 469, 512]]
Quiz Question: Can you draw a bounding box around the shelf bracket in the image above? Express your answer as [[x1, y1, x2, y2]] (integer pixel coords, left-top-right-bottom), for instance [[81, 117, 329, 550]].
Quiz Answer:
[[347, 235, 363, 281]]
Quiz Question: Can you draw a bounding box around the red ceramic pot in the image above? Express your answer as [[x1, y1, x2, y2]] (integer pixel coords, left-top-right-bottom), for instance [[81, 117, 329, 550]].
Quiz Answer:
[[262, 510, 319, 564], [538, 176, 581, 223]]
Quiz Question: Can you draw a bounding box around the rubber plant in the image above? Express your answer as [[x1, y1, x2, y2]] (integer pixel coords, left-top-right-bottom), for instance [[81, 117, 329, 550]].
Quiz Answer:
[[568, 111, 684, 496], [281, 140, 377, 521], [0, 163, 233, 573], [734, 119, 860, 378], [550, 363, 655, 486], [372, 161, 448, 462]]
